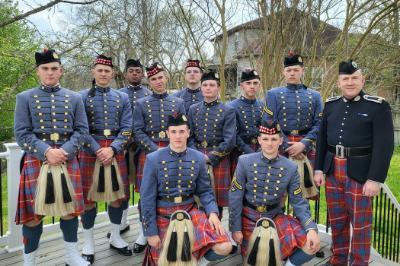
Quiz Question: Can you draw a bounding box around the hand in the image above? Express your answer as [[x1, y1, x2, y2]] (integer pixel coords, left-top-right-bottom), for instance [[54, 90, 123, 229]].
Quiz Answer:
[[292, 153, 305, 160], [147, 235, 161, 249], [363, 180, 381, 197], [96, 147, 114, 164], [232, 231, 243, 245], [314, 171, 325, 187], [45, 148, 68, 165], [208, 213, 225, 236], [286, 142, 305, 157], [305, 229, 320, 254]]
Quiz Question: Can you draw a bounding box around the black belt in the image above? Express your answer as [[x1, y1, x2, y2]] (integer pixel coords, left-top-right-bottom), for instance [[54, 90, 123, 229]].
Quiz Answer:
[[283, 128, 310, 136], [157, 194, 194, 204], [195, 140, 220, 149], [149, 131, 167, 139], [36, 133, 72, 142], [158, 203, 195, 220], [89, 129, 118, 136], [244, 198, 279, 213], [328, 144, 372, 158]]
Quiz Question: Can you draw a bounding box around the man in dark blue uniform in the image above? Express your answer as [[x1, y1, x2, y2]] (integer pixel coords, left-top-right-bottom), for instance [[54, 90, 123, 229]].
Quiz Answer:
[[14, 48, 89, 266], [228, 69, 263, 175], [188, 70, 236, 216], [314, 60, 394, 266], [79, 55, 133, 263], [229, 120, 320, 265], [116, 59, 151, 243], [133, 62, 186, 253], [173, 59, 204, 113], [140, 112, 232, 265]]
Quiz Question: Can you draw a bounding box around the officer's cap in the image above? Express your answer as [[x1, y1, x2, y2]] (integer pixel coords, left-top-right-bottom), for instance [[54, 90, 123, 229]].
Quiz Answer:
[[167, 112, 188, 128], [94, 54, 113, 68], [201, 70, 220, 83], [35, 48, 61, 66], [259, 120, 281, 135], [339, 60, 359, 75], [146, 62, 164, 78], [241, 68, 260, 82], [125, 59, 143, 70], [186, 59, 202, 70], [284, 51, 304, 67]]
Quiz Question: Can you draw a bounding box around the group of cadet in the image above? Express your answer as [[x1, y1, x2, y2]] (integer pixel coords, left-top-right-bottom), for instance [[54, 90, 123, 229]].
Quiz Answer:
[[14, 48, 394, 266]]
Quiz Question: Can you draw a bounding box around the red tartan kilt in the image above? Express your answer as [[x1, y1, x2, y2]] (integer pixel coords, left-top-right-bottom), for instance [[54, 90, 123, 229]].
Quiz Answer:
[[229, 144, 258, 178], [199, 148, 231, 207], [143, 203, 230, 265], [287, 135, 316, 166], [135, 141, 168, 192], [15, 154, 84, 225], [241, 207, 307, 259], [79, 139, 129, 204]]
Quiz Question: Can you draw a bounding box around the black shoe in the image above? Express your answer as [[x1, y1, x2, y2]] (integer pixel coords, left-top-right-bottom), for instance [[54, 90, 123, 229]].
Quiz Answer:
[[230, 245, 238, 254], [106, 225, 130, 238], [82, 254, 95, 264], [316, 250, 325, 258], [133, 242, 147, 253], [110, 244, 133, 256]]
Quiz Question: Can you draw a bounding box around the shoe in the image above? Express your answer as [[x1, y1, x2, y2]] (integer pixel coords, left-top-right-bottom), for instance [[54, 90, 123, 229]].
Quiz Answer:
[[316, 250, 325, 258], [81, 254, 94, 264], [109, 244, 133, 256], [23, 250, 37, 266], [106, 225, 130, 238], [198, 256, 211, 266], [64, 241, 90, 266], [133, 242, 147, 253]]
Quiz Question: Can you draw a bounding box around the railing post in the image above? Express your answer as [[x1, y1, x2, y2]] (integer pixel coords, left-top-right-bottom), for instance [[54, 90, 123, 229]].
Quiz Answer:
[[4, 143, 23, 252]]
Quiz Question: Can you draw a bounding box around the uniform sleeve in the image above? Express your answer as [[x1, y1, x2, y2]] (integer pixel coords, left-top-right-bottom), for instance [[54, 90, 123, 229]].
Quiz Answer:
[[140, 155, 159, 237], [288, 166, 317, 231], [301, 92, 323, 152], [187, 106, 196, 149], [229, 157, 246, 232], [133, 101, 158, 153], [178, 99, 186, 115], [195, 156, 219, 215], [110, 95, 133, 153], [262, 90, 277, 122], [14, 93, 50, 161], [367, 102, 394, 183], [315, 104, 329, 171], [60, 94, 89, 159], [208, 108, 236, 166]]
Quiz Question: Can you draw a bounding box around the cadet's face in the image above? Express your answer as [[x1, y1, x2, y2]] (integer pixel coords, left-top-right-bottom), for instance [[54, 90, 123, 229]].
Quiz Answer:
[[240, 79, 260, 99], [283, 65, 304, 84], [36, 62, 63, 87], [92, 64, 114, 87], [148, 71, 167, 93], [185, 67, 202, 85], [337, 70, 365, 99], [201, 80, 220, 99], [258, 133, 283, 156], [167, 125, 190, 150], [125, 67, 144, 85]]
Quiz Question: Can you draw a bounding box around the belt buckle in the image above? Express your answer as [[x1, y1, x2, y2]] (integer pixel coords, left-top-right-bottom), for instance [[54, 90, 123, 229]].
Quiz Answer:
[[174, 196, 182, 204], [50, 133, 60, 142], [201, 140, 208, 148], [159, 131, 166, 139], [256, 206, 266, 212], [291, 130, 299, 135], [335, 144, 345, 158], [104, 129, 111, 137]]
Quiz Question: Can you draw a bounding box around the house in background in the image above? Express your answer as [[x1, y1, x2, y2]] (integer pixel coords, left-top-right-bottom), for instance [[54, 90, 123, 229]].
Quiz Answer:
[[209, 8, 341, 99]]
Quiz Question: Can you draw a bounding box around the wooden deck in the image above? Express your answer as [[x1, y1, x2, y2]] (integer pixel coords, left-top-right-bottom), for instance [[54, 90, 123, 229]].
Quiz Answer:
[[0, 208, 397, 266]]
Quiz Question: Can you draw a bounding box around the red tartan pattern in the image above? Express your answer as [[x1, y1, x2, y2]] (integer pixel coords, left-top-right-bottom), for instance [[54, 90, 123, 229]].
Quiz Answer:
[[142, 203, 230, 266], [198, 148, 231, 207], [286, 135, 316, 166], [79, 139, 129, 204], [135, 141, 168, 192], [229, 144, 258, 179], [241, 206, 307, 259], [325, 156, 372, 266], [15, 154, 84, 225]]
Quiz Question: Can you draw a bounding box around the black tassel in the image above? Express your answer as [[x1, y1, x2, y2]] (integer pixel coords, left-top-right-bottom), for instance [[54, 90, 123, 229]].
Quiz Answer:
[[247, 235, 260, 266], [61, 171, 72, 203], [97, 165, 105, 193], [111, 165, 119, 191], [88, 79, 96, 97], [268, 238, 276, 266], [45, 170, 55, 204], [303, 162, 313, 188], [181, 226, 191, 261], [167, 226, 178, 262]]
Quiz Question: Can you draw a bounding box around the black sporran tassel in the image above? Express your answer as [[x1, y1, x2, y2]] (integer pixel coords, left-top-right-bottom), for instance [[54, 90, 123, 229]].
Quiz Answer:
[[45, 170, 55, 204], [88, 79, 96, 97], [167, 226, 178, 262], [61, 170, 72, 203], [268, 238, 276, 266], [247, 235, 260, 266], [181, 225, 191, 261], [97, 165, 105, 192], [111, 164, 119, 191], [303, 162, 313, 188]]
